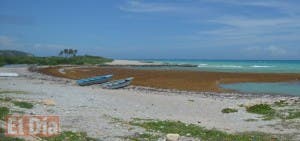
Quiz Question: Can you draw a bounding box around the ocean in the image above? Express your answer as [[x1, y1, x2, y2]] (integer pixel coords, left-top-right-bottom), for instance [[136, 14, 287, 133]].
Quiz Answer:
[[145, 59, 300, 73], [138, 59, 300, 96]]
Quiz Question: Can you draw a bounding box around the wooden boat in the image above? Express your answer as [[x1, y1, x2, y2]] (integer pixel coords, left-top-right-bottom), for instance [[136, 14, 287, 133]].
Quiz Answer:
[[76, 74, 113, 86], [102, 77, 134, 89]]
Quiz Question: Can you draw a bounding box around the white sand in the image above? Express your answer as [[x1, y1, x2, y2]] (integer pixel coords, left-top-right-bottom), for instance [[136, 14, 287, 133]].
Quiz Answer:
[[0, 67, 299, 140], [105, 59, 161, 65]]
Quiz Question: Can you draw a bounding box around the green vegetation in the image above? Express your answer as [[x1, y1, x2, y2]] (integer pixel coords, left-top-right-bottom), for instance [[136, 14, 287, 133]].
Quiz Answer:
[[246, 104, 275, 120], [0, 97, 12, 102], [0, 128, 25, 141], [221, 108, 238, 113], [130, 119, 288, 141], [245, 103, 300, 120], [109, 116, 125, 124], [0, 49, 113, 66], [44, 131, 98, 141], [274, 100, 289, 107], [12, 101, 34, 109], [0, 90, 27, 94], [187, 99, 195, 102], [125, 133, 160, 141], [244, 118, 258, 122], [0, 55, 113, 66], [58, 49, 78, 57], [0, 107, 10, 120], [284, 110, 300, 120], [238, 104, 244, 107]]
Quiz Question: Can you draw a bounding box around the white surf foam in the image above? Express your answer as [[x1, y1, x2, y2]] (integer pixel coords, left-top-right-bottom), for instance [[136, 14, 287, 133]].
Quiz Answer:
[[251, 65, 273, 68], [215, 65, 243, 68], [197, 64, 208, 67], [198, 64, 243, 68]]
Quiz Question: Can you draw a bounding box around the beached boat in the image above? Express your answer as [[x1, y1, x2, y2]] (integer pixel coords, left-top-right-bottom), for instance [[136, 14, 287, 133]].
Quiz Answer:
[[77, 74, 113, 86], [102, 77, 134, 89]]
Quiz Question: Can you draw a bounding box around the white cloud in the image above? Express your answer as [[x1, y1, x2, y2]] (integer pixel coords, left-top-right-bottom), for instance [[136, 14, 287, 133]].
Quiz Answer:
[[203, 16, 300, 38], [210, 17, 298, 28], [186, 15, 300, 47], [207, 0, 299, 16], [210, 0, 284, 7], [119, 0, 179, 13], [244, 45, 289, 57], [266, 45, 287, 56], [126, 0, 299, 48]]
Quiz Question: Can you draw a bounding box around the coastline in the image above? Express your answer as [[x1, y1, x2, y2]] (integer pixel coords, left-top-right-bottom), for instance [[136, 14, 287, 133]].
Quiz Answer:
[[104, 59, 198, 67], [105, 59, 162, 66], [39, 65, 300, 93], [1, 66, 300, 140], [3, 0, 300, 140]]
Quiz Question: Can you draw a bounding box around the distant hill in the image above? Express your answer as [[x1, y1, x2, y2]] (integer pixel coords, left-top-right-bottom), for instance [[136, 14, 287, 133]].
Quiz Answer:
[[0, 50, 34, 57]]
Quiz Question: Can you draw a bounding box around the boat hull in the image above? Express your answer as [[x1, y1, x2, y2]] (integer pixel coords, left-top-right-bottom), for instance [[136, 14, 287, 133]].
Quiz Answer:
[[77, 75, 113, 86], [102, 77, 133, 89]]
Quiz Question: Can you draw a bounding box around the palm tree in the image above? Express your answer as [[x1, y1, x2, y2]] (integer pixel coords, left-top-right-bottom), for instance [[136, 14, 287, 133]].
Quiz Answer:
[[63, 49, 68, 57], [58, 51, 63, 57], [59, 49, 78, 58], [68, 49, 73, 58], [73, 49, 78, 56]]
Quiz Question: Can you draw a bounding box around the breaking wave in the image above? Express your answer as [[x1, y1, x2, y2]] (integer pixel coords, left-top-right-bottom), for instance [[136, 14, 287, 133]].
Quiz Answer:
[[250, 65, 274, 68], [216, 65, 243, 68], [197, 64, 208, 67], [198, 64, 243, 68]]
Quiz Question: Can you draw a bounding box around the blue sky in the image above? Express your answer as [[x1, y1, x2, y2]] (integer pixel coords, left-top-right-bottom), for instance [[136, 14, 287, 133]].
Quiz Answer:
[[0, 0, 300, 59]]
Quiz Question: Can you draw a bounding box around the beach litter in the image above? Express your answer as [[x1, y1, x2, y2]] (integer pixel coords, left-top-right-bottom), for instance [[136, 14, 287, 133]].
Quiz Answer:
[[42, 99, 56, 106], [0, 73, 19, 77], [166, 133, 180, 141]]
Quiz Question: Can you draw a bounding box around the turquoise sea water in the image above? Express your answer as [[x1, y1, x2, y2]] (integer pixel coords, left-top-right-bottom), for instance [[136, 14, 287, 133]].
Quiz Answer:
[[138, 60, 300, 96], [145, 60, 300, 73], [220, 82, 300, 96]]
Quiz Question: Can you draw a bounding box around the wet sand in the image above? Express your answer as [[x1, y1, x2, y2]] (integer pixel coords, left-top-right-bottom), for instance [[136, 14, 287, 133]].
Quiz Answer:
[[39, 66, 300, 92]]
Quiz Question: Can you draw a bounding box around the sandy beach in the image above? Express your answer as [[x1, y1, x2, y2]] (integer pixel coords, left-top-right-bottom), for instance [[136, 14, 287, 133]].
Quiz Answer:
[[0, 66, 300, 140], [105, 60, 162, 66]]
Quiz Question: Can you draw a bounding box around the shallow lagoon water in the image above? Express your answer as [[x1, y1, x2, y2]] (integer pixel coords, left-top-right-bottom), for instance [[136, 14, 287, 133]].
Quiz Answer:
[[221, 81, 300, 96]]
